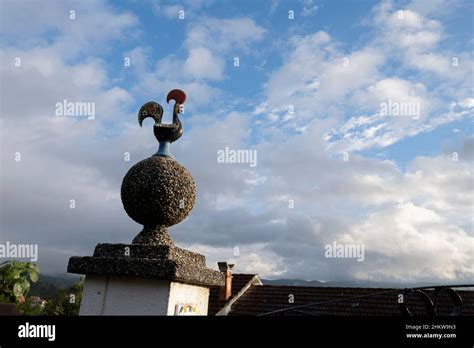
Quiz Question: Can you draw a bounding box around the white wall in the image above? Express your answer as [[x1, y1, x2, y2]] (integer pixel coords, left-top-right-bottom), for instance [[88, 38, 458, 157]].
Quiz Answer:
[[79, 275, 210, 316], [80, 275, 170, 315], [167, 282, 210, 315]]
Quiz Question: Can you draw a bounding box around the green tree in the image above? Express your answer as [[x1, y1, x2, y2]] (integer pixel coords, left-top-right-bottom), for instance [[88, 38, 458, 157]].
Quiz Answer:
[[17, 297, 45, 315], [0, 261, 39, 304], [43, 277, 84, 315]]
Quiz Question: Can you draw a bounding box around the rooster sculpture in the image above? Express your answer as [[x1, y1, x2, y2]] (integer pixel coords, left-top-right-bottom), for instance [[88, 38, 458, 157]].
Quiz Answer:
[[137, 89, 186, 157]]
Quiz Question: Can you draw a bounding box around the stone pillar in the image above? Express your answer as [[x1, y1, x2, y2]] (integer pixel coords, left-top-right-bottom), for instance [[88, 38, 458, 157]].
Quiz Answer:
[[68, 244, 222, 315], [68, 90, 223, 315]]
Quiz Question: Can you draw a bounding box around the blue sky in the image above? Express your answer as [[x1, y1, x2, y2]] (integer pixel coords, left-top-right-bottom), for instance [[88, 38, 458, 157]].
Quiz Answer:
[[0, 0, 473, 283]]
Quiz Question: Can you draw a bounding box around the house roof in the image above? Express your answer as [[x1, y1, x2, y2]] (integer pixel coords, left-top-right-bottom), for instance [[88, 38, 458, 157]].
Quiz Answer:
[[229, 285, 474, 316], [208, 274, 474, 316], [208, 274, 259, 315]]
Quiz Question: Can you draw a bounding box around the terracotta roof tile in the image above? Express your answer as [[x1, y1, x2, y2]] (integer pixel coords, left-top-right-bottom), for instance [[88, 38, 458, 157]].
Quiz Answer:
[[224, 285, 474, 316]]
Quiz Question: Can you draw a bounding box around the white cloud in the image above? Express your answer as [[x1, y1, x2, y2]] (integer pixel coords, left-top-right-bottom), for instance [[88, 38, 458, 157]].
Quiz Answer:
[[156, 4, 183, 19], [129, 16, 265, 105], [346, 202, 474, 282], [0, 48, 133, 122], [122, 46, 153, 75], [1, 0, 138, 60], [370, 78, 426, 103], [327, 98, 472, 153], [407, 0, 460, 17], [183, 47, 224, 81], [262, 30, 385, 130], [184, 243, 287, 278], [371, 0, 472, 80], [185, 17, 266, 52], [260, 0, 472, 154], [301, 0, 318, 16], [153, 0, 213, 19]]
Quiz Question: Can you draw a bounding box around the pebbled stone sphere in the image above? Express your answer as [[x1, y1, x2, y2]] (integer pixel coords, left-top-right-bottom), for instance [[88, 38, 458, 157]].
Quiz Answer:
[[121, 156, 196, 227]]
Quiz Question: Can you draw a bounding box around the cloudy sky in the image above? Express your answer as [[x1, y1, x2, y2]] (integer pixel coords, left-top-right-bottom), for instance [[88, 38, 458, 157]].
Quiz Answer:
[[0, 0, 472, 283]]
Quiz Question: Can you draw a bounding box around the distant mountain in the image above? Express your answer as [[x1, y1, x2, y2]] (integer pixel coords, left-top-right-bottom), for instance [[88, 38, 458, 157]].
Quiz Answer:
[[261, 278, 463, 289], [29, 273, 81, 299]]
